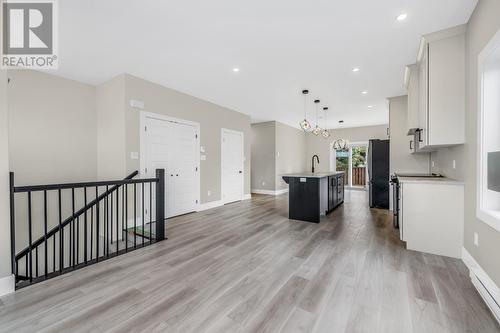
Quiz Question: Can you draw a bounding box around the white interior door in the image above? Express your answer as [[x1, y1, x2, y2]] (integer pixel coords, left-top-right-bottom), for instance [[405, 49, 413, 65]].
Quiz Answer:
[[143, 115, 199, 219], [171, 122, 198, 216], [222, 129, 244, 204]]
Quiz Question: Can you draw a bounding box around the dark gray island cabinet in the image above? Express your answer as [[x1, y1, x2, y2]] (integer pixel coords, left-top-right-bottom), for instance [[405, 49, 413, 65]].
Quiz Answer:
[[282, 172, 345, 223]]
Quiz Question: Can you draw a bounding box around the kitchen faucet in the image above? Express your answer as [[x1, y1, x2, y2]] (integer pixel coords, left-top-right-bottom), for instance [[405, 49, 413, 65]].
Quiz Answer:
[[311, 155, 319, 173]]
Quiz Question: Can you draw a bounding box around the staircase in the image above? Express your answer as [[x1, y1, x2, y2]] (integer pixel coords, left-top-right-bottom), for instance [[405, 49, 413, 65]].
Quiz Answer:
[[9, 169, 166, 289]]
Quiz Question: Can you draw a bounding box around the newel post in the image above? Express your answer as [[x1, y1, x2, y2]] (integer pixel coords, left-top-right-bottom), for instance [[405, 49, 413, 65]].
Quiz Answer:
[[155, 169, 165, 241], [9, 172, 16, 275]]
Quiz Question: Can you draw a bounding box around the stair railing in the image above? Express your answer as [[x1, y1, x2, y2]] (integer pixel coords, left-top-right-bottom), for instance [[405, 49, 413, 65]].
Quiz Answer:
[[9, 169, 165, 289]]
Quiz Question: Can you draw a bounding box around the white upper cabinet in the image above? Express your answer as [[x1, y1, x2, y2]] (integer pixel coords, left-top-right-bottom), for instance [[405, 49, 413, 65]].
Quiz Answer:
[[405, 25, 466, 151]]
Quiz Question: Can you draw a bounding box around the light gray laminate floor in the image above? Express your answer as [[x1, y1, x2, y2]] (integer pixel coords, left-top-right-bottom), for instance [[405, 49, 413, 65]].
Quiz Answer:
[[0, 191, 498, 332]]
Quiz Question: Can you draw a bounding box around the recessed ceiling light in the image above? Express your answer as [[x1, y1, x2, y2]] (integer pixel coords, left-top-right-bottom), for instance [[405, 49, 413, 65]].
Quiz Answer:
[[352, 67, 360, 72], [233, 67, 240, 72], [368, 105, 373, 108], [361, 91, 368, 95], [396, 13, 408, 21]]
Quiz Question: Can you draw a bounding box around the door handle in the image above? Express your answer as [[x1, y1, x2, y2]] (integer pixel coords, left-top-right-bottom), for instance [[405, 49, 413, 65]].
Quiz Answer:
[[238, 171, 242, 174], [409, 140, 413, 150], [176, 174, 179, 177], [170, 174, 173, 177]]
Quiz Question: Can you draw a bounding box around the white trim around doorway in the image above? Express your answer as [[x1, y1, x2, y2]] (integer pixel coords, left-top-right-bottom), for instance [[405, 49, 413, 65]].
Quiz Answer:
[[221, 128, 245, 205], [139, 111, 201, 214]]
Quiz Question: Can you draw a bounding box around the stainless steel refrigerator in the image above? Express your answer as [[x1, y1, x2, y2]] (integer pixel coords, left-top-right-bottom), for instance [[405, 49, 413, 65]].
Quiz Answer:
[[368, 139, 390, 209]]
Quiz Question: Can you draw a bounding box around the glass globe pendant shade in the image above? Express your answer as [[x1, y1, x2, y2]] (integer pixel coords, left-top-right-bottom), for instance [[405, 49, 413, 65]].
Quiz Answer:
[[300, 119, 311, 131], [312, 125, 322, 136]]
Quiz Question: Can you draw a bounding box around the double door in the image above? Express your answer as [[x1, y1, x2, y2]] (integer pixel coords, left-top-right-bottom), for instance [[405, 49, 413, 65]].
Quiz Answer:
[[144, 116, 199, 218]]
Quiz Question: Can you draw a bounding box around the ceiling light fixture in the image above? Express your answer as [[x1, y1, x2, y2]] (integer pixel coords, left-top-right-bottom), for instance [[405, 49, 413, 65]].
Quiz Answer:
[[312, 99, 322, 136], [299, 90, 311, 132], [396, 13, 408, 21], [322, 107, 330, 139], [368, 105, 373, 108], [232, 67, 240, 72], [361, 91, 368, 95], [352, 67, 360, 72]]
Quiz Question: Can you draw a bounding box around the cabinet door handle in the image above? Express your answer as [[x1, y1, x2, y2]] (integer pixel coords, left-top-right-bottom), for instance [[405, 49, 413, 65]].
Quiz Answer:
[[410, 140, 413, 150], [418, 129, 423, 143]]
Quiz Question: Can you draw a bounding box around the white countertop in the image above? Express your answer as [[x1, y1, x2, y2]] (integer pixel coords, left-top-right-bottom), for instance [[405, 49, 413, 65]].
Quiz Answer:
[[397, 176, 464, 185], [282, 171, 344, 179]]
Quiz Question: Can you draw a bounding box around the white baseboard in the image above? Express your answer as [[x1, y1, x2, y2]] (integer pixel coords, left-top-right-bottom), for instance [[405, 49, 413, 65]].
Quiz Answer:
[[462, 247, 500, 324], [251, 188, 289, 196], [243, 194, 252, 200], [197, 200, 224, 212], [0, 274, 15, 297]]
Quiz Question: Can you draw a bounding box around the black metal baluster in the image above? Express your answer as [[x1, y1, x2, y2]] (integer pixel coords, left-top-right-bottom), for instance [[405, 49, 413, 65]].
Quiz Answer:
[[52, 234, 56, 274], [116, 188, 119, 255], [43, 190, 48, 277], [125, 185, 128, 252], [35, 247, 38, 278], [149, 182, 152, 242], [121, 186, 125, 250], [111, 190, 114, 247], [27, 191, 33, 282], [95, 186, 99, 262], [84, 187, 87, 264], [104, 186, 109, 257], [133, 184, 137, 248], [76, 215, 79, 266], [58, 189, 63, 272], [142, 183, 145, 247], [90, 205, 94, 261], [72, 188, 75, 268]]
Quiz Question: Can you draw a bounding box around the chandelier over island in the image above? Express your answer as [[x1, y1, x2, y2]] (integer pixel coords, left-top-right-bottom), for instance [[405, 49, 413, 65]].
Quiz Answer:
[[298, 90, 348, 148]]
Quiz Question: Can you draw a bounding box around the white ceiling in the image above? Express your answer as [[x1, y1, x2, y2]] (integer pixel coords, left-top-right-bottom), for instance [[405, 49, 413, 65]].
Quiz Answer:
[[52, 0, 477, 129]]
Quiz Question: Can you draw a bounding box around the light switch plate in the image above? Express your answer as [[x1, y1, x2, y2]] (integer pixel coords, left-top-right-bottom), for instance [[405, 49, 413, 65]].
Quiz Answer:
[[453, 160, 456, 169], [130, 152, 139, 160], [201, 155, 206, 161], [200, 146, 205, 153], [474, 232, 479, 246]]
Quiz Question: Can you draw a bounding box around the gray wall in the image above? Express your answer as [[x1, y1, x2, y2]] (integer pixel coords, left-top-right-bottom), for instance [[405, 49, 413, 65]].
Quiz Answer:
[[436, 0, 500, 286], [306, 124, 389, 173], [275, 121, 307, 191], [251, 122, 276, 191], [8, 70, 97, 185], [123, 74, 251, 204], [0, 67, 11, 281], [388, 95, 430, 176], [97, 75, 126, 180]]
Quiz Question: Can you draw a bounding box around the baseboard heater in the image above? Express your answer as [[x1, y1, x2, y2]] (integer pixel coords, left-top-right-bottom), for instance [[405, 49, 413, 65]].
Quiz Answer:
[[463, 248, 500, 324]]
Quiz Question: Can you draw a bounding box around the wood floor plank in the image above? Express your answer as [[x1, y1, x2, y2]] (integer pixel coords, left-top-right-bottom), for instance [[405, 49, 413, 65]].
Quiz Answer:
[[0, 191, 497, 333]]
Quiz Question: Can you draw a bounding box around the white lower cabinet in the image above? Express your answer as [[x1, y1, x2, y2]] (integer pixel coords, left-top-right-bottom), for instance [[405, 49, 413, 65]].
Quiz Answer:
[[400, 180, 464, 258]]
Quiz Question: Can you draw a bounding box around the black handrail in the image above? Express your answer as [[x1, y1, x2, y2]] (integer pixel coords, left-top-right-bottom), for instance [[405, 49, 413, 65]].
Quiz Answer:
[[14, 171, 140, 261], [10, 169, 166, 289]]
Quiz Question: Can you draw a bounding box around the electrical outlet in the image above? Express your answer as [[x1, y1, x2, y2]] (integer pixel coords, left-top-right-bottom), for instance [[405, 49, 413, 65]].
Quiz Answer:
[[207, 190, 211, 197], [474, 232, 479, 246], [453, 160, 456, 169]]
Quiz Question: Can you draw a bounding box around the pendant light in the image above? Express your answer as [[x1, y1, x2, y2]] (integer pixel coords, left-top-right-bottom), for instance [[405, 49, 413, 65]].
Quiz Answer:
[[322, 107, 330, 139], [299, 90, 311, 131], [312, 99, 322, 135]]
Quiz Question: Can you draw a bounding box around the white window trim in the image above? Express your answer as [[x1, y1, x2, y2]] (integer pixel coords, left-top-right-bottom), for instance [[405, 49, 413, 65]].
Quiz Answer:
[[330, 141, 368, 189], [476, 27, 500, 232]]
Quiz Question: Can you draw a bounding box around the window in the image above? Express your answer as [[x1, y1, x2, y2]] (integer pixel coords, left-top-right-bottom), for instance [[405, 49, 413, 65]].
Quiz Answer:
[[477, 27, 500, 231], [331, 142, 368, 188]]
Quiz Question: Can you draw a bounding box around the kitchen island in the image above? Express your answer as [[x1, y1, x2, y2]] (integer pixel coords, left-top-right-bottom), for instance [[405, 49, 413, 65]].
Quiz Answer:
[[282, 172, 345, 223]]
